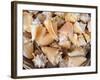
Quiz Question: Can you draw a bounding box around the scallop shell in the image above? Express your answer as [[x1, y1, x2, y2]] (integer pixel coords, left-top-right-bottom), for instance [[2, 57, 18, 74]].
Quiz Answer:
[[42, 47, 62, 66], [67, 56, 87, 67], [44, 18, 58, 40], [23, 42, 33, 59]]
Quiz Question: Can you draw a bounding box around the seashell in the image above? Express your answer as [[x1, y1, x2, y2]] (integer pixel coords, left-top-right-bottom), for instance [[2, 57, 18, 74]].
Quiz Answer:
[[83, 32, 91, 43], [73, 22, 83, 34], [31, 18, 42, 41], [42, 12, 53, 18], [37, 13, 46, 23], [69, 34, 80, 47], [65, 13, 80, 23], [80, 13, 90, 23], [68, 47, 86, 57], [59, 22, 73, 37], [67, 56, 87, 67], [53, 16, 65, 28], [32, 54, 47, 68], [36, 33, 54, 46], [78, 34, 87, 46], [23, 11, 33, 32], [23, 41, 33, 59], [44, 18, 58, 40], [58, 34, 71, 49], [79, 22, 86, 32], [42, 47, 62, 66], [87, 21, 91, 32], [54, 12, 65, 19]]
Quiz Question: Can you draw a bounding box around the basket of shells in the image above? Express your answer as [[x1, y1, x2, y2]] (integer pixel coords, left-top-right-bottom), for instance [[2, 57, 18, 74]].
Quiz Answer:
[[23, 10, 91, 69]]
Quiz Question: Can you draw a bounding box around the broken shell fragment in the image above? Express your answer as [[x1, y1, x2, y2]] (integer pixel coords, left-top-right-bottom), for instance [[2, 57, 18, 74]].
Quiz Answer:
[[24, 42, 33, 59], [68, 47, 86, 57], [44, 18, 58, 40], [67, 56, 87, 67], [42, 47, 62, 66], [32, 54, 47, 68]]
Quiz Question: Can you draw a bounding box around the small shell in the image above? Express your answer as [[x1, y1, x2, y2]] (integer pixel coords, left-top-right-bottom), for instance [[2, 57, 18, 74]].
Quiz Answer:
[[42, 12, 53, 18], [44, 18, 58, 40], [42, 47, 62, 66], [24, 42, 33, 59], [23, 11, 33, 32], [67, 56, 87, 67], [80, 13, 90, 23], [37, 13, 46, 23], [32, 54, 47, 68], [65, 13, 80, 23], [59, 22, 73, 37], [79, 22, 86, 32], [68, 47, 86, 57]]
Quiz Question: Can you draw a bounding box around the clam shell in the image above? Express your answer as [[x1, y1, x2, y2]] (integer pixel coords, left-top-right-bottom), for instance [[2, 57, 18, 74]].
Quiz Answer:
[[44, 18, 58, 40], [67, 56, 87, 67], [42, 47, 62, 65], [24, 42, 33, 59]]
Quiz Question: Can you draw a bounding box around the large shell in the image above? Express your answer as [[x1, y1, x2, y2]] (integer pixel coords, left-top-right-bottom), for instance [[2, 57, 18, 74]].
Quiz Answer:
[[23, 11, 33, 32], [42, 47, 62, 66], [23, 41, 33, 59], [67, 56, 87, 67], [44, 18, 58, 40]]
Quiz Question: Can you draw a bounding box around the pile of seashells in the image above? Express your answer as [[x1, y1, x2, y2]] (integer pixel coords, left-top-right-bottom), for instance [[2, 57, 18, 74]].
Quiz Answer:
[[23, 10, 91, 69]]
